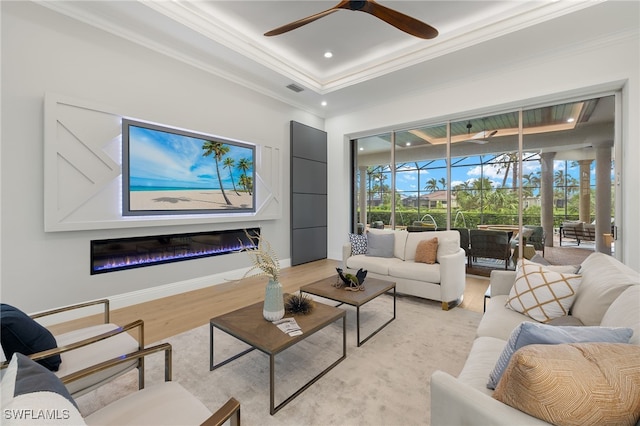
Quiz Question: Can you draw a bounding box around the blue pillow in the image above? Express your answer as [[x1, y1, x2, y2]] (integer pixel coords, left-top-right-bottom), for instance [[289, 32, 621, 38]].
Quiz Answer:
[[487, 322, 633, 389], [348, 233, 368, 255], [0, 304, 62, 371], [365, 232, 394, 258], [8, 353, 77, 408]]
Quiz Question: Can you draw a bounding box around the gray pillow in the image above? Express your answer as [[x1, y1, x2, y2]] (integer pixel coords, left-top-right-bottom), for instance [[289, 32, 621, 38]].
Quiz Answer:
[[487, 322, 633, 389], [366, 232, 395, 258], [10, 353, 78, 408]]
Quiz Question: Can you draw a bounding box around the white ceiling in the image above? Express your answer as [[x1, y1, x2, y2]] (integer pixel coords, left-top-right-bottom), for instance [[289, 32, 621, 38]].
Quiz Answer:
[[37, 1, 632, 117]]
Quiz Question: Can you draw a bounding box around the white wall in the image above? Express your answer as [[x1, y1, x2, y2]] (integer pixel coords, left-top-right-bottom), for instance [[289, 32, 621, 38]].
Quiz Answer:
[[1, 2, 323, 312], [326, 25, 640, 271]]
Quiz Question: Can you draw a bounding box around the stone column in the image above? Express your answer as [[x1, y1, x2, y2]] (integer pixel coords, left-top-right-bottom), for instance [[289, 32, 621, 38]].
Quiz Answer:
[[359, 166, 367, 226], [594, 141, 613, 254], [578, 160, 592, 223], [540, 152, 556, 249]]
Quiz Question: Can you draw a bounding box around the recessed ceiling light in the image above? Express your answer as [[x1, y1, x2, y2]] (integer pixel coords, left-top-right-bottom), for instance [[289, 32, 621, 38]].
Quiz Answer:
[[321, 101, 327, 107], [406, 142, 411, 146], [324, 51, 333, 58], [359, 147, 364, 151], [567, 118, 575, 123]]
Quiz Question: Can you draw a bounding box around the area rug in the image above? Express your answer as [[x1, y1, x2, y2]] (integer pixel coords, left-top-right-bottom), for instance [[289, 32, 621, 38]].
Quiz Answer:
[[75, 295, 482, 425]]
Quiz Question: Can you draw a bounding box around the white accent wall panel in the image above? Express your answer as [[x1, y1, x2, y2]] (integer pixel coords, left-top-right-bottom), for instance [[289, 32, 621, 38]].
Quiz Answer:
[[44, 93, 282, 232]]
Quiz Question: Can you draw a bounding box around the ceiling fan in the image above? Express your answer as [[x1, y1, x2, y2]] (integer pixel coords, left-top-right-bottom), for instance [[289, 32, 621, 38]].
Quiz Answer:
[[264, 0, 438, 39], [464, 121, 497, 144]]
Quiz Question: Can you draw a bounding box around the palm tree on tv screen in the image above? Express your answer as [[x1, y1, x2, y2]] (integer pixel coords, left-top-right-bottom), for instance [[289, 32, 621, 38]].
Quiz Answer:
[[202, 141, 232, 205], [237, 158, 253, 195], [223, 157, 240, 196], [239, 174, 253, 196]]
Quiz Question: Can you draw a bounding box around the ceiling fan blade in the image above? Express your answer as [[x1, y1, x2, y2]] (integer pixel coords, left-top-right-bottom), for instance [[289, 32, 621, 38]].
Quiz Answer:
[[466, 130, 498, 144], [264, 2, 347, 36], [361, 0, 438, 39], [264, 1, 438, 39]]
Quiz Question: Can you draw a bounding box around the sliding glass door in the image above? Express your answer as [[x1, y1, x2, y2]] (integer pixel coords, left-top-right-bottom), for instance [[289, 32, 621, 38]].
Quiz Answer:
[[353, 133, 391, 230], [522, 96, 615, 254], [351, 94, 617, 257]]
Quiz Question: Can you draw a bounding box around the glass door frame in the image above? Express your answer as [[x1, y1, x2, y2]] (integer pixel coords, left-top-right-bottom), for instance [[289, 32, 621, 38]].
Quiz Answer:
[[349, 90, 621, 260]]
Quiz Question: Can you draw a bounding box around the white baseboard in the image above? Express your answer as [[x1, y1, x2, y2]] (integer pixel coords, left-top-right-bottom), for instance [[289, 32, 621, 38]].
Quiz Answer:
[[37, 258, 291, 326]]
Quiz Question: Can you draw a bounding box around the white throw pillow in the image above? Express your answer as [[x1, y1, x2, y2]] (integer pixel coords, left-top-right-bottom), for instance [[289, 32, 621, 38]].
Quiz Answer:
[[601, 285, 640, 345], [393, 229, 408, 260], [433, 230, 460, 261], [570, 252, 639, 325], [505, 259, 582, 323]]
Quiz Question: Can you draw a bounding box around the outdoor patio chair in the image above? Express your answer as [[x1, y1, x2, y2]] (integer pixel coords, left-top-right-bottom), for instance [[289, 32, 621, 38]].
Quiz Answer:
[[452, 228, 471, 266], [407, 221, 437, 232], [509, 225, 545, 255], [469, 229, 513, 270]]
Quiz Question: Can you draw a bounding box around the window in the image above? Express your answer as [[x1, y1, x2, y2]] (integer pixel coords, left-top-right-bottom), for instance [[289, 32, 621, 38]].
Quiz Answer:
[[351, 95, 615, 255]]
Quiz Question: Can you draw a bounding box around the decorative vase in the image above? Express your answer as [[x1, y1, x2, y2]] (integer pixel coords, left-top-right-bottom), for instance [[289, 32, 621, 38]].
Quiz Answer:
[[263, 278, 285, 322]]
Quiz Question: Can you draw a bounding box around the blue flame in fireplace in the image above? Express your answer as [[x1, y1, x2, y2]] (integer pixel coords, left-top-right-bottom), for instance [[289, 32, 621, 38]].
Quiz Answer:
[[91, 228, 259, 274]]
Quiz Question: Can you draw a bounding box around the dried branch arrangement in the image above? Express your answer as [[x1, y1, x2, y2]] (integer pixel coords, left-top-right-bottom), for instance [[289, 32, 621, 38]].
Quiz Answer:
[[239, 229, 281, 281]]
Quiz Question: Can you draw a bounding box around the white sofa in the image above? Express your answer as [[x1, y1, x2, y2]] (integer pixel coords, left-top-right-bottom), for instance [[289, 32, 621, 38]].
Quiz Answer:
[[430, 252, 640, 425], [342, 229, 466, 310]]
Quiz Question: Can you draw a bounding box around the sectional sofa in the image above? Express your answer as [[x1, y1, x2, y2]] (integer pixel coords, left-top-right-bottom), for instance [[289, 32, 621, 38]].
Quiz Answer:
[[430, 252, 640, 425]]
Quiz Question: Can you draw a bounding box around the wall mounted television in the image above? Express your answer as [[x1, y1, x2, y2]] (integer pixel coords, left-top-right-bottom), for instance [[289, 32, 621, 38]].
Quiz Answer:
[[122, 119, 255, 216]]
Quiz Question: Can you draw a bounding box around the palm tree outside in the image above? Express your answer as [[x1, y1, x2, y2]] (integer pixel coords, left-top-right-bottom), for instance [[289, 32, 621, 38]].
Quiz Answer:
[[438, 177, 447, 190], [425, 178, 439, 192], [202, 141, 232, 205]]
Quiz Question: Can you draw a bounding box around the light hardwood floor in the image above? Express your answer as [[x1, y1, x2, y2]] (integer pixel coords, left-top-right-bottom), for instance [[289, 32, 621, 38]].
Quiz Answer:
[[49, 259, 489, 343]]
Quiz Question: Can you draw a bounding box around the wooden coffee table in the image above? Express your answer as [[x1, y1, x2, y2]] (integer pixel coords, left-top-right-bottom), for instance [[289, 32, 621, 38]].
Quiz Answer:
[[209, 298, 346, 415], [300, 276, 396, 347]]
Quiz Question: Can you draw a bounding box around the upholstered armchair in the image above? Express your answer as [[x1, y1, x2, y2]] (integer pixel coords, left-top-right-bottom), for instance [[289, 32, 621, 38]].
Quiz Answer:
[[2, 344, 241, 426], [1, 299, 143, 398]]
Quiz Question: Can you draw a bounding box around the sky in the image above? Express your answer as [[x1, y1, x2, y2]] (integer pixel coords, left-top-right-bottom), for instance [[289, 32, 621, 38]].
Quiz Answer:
[[127, 125, 254, 190], [376, 155, 594, 196]]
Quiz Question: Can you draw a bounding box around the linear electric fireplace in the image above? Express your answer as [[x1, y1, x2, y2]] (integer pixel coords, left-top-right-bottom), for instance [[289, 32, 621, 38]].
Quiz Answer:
[[90, 228, 259, 274]]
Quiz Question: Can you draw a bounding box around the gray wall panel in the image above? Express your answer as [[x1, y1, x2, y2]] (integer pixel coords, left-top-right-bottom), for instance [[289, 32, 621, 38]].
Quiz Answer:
[[292, 194, 327, 229], [291, 121, 327, 265], [291, 121, 327, 162], [292, 158, 327, 194], [292, 228, 328, 265]]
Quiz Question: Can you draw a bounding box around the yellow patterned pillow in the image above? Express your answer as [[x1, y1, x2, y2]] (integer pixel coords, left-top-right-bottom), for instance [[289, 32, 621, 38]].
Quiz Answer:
[[506, 259, 581, 322], [415, 238, 438, 264], [493, 343, 640, 426]]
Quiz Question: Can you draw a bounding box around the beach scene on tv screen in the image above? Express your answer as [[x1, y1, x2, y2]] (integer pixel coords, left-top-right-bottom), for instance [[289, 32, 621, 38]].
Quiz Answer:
[[127, 124, 254, 212]]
